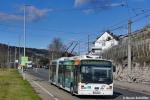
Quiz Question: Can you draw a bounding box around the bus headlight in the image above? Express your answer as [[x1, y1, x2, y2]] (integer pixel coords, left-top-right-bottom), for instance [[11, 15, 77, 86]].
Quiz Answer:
[[81, 85, 85, 89], [106, 86, 112, 90]]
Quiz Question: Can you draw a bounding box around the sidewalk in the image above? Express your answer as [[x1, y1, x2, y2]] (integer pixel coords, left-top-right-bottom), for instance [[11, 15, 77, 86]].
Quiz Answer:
[[114, 80, 150, 95], [24, 72, 55, 100], [24, 72, 78, 100]]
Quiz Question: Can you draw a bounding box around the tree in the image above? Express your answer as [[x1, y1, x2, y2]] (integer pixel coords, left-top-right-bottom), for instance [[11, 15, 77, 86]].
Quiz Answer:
[[38, 58, 49, 66], [48, 38, 66, 60]]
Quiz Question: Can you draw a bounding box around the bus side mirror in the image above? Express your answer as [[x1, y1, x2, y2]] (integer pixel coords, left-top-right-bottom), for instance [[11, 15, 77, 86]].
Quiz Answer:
[[113, 65, 116, 72]]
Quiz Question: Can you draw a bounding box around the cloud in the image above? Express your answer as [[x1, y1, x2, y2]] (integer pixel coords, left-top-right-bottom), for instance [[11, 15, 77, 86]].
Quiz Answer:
[[74, 0, 125, 14], [0, 12, 22, 22], [74, 0, 90, 7], [83, 9, 94, 14], [0, 6, 52, 22], [109, 3, 125, 7], [132, 0, 146, 2], [23, 6, 52, 22]]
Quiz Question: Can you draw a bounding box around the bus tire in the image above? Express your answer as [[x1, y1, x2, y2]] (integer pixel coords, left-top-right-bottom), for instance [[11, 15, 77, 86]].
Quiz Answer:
[[49, 81, 52, 85]]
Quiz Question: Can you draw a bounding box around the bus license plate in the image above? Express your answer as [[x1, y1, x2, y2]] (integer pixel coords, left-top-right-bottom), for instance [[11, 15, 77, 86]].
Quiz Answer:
[[93, 91, 101, 94]]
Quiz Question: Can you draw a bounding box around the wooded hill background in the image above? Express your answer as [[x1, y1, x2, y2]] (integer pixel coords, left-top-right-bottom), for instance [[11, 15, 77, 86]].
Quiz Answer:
[[0, 44, 49, 68]]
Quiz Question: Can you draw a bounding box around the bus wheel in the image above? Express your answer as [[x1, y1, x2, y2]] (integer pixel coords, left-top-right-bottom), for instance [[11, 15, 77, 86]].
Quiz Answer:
[[70, 86, 74, 95]]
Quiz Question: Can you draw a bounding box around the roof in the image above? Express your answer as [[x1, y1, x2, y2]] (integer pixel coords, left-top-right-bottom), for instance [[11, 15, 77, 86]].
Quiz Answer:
[[96, 30, 119, 42], [53, 55, 111, 62]]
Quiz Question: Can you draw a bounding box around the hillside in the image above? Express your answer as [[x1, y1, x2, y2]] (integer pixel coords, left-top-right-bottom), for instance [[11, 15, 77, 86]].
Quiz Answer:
[[102, 23, 150, 83], [0, 43, 75, 68], [0, 43, 49, 68]]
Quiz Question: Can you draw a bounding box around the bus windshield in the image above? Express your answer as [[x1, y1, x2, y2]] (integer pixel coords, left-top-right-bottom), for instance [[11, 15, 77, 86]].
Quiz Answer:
[[81, 65, 112, 84]]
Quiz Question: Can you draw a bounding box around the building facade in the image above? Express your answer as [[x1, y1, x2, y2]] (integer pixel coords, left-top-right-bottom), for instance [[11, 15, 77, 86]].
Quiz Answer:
[[90, 31, 119, 56]]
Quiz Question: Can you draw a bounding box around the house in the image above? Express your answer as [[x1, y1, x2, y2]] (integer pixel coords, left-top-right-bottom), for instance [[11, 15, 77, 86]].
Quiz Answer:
[[89, 31, 119, 56]]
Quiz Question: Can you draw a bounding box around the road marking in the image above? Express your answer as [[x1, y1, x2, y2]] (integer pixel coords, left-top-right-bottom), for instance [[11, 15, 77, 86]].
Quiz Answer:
[[33, 81, 54, 97], [54, 98, 59, 100]]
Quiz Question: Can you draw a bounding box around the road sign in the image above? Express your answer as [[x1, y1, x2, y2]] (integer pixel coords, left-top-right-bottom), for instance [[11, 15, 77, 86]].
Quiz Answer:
[[21, 56, 28, 66]]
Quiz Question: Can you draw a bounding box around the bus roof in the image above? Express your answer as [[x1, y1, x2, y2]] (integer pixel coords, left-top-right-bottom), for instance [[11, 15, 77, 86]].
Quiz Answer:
[[52, 55, 112, 63]]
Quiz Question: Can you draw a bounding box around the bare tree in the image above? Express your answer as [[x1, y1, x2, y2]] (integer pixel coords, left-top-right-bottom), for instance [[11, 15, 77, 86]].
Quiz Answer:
[[0, 44, 7, 68], [48, 38, 66, 60]]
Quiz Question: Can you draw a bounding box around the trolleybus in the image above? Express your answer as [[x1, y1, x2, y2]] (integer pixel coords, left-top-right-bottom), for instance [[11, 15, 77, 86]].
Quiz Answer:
[[49, 55, 115, 95]]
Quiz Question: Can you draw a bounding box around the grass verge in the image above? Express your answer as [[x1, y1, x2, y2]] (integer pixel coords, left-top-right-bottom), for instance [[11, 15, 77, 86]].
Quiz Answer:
[[0, 69, 41, 100]]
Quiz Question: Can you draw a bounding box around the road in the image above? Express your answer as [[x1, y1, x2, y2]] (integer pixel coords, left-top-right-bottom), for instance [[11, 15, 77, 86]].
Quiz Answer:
[[26, 68, 150, 100]]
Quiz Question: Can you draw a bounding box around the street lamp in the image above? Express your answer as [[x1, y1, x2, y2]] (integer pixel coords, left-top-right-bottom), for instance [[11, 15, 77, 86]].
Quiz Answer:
[[22, 4, 30, 80], [23, 4, 31, 57]]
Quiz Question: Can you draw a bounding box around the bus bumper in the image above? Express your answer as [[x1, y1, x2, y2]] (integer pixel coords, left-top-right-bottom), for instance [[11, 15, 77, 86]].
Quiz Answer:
[[78, 90, 113, 95]]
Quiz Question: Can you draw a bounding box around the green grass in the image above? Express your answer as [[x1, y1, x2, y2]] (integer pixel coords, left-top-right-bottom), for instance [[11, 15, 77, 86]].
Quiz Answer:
[[0, 69, 41, 100]]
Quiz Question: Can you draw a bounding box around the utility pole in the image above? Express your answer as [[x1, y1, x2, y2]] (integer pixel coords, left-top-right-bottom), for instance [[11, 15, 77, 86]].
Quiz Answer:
[[128, 20, 132, 80], [88, 34, 90, 54], [9, 47, 11, 69], [18, 35, 21, 67], [48, 55, 51, 82], [49, 51, 53, 82], [7, 43, 9, 69], [14, 47, 17, 68], [78, 41, 80, 56]]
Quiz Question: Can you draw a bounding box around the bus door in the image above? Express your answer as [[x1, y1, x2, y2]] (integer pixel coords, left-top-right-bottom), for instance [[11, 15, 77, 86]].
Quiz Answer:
[[58, 64, 63, 86], [73, 65, 80, 93], [62, 65, 65, 87]]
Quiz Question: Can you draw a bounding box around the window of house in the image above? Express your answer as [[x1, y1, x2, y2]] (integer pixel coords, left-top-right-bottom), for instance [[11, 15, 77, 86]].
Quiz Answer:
[[92, 49, 95, 53], [111, 41, 114, 46], [106, 37, 112, 41]]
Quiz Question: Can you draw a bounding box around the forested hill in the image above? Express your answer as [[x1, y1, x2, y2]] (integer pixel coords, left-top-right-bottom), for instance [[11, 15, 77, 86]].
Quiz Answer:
[[0, 43, 49, 57], [0, 43, 74, 68], [0, 43, 49, 67]]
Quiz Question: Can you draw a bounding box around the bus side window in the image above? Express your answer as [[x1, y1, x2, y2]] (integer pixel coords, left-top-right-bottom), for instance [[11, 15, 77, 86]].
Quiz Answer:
[[113, 65, 116, 72]]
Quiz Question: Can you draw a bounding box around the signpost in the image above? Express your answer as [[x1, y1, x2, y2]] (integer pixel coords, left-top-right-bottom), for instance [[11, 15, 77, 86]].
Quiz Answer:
[[21, 56, 28, 66], [21, 56, 28, 80]]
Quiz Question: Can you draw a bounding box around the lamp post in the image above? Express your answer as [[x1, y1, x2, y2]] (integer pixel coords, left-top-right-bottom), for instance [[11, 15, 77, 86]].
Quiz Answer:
[[22, 4, 31, 80], [23, 5, 26, 57], [22, 5, 26, 80]]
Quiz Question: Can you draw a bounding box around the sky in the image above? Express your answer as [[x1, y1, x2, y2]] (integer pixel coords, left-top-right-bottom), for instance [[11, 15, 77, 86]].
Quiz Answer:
[[0, 0, 150, 54]]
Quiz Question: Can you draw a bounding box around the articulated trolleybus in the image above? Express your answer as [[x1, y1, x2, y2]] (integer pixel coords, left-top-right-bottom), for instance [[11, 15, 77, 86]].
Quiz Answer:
[[50, 55, 114, 95]]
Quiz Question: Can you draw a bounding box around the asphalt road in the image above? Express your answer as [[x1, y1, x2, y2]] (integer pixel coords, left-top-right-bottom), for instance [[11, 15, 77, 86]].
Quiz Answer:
[[26, 68, 150, 100]]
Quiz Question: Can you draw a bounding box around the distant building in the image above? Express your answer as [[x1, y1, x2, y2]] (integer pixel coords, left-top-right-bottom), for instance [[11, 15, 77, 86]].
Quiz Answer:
[[89, 31, 119, 56]]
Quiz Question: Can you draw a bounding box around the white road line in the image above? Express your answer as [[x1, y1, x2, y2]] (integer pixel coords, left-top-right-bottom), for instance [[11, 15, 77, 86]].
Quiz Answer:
[[54, 98, 59, 100], [33, 81, 54, 97]]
